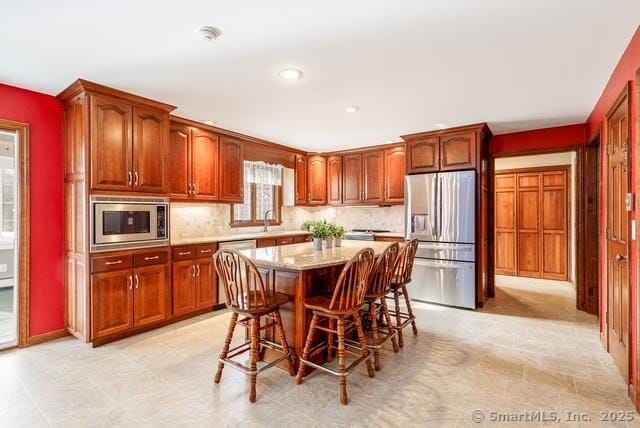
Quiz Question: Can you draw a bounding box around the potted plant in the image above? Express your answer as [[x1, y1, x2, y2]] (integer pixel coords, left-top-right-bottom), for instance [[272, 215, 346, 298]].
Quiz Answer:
[[333, 224, 346, 247], [304, 220, 327, 250]]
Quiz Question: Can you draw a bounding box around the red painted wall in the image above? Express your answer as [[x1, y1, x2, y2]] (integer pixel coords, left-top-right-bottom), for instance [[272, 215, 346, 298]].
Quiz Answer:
[[490, 123, 587, 156], [0, 83, 64, 336], [586, 26, 640, 386]]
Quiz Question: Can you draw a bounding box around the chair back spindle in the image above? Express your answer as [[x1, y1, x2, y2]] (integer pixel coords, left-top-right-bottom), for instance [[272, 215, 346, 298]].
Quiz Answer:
[[368, 242, 400, 297], [393, 239, 419, 285], [329, 248, 375, 311], [214, 249, 268, 311]]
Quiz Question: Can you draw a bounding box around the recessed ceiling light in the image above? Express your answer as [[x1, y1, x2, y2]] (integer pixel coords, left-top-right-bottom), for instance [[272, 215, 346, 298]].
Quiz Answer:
[[197, 26, 221, 42], [345, 106, 359, 113], [202, 120, 215, 126], [435, 123, 448, 129], [278, 68, 303, 80]]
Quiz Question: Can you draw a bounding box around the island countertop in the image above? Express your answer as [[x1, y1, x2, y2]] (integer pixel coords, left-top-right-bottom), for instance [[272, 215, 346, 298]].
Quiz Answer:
[[239, 240, 392, 271]]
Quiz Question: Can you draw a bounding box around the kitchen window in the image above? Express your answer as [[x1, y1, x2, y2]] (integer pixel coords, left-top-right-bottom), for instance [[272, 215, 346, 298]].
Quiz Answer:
[[231, 161, 283, 227]]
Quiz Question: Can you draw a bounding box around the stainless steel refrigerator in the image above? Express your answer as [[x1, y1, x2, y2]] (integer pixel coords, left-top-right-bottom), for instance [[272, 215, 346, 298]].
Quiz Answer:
[[405, 170, 476, 309]]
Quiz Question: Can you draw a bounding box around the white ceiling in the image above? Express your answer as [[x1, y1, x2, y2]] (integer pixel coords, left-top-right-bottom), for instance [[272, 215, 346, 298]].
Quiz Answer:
[[1, 0, 638, 151]]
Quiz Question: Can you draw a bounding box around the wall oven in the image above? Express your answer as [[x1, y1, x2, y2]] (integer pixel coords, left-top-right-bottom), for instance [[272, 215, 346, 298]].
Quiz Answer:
[[91, 196, 169, 252]]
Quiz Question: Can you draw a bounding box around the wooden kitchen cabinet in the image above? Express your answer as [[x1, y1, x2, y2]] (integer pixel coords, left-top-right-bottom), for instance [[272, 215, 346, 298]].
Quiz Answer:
[[384, 145, 406, 204], [362, 150, 384, 203], [172, 259, 196, 316], [91, 269, 134, 339], [169, 124, 191, 197], [219, 136, 244, 202], [342, 153, 362, 204], [327, 155, 342, 205], [307, 155, 327, 205], [172, 244, 218, 316], [440, 131, 476, 171], [192, 129, 220, 200], [90, 94, 168, 194], [133, 264, 168, 327], [295, 155, 307, 205], [195, 257, 216, 309], [406, 137, 439, 174]]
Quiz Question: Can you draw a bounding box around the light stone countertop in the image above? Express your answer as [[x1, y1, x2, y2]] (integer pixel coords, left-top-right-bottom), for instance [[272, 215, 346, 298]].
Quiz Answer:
[[239, 240, 392, 271], [374, 232, 405, 238], [170, 230, 311, 246]]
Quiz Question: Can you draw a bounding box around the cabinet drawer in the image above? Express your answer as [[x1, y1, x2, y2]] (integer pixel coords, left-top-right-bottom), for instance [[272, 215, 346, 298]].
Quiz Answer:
[[172, 246, 196, 261], [133, 250, 169, 267], [294, 235, 312, 243], [276, 237, 294, 246], [257, 238, 277, 248], [196, 244, 217, 258], [91, 254, 133, 273]]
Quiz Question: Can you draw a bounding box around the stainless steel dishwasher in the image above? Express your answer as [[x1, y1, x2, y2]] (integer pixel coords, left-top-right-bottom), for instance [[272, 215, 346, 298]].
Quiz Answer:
[[216, 240, 257, 307]]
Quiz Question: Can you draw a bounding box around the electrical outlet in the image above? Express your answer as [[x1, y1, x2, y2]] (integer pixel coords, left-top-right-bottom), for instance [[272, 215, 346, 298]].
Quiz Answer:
[[0, 264, 7, 273]]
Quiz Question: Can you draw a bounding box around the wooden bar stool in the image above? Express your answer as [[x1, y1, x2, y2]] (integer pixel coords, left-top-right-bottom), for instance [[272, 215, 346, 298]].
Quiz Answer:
[[386, 239, 419, 348], [295, 248, 376, 405], [363, 242, 400, 370], [213, 249, 295, 403]]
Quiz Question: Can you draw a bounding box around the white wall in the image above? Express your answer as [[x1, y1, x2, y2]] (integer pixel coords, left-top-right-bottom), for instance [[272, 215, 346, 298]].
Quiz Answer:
[[495, 151, 577, 284]]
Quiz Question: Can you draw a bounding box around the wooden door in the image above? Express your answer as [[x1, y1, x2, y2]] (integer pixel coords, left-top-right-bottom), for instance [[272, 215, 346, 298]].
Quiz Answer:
[[91, 270, 133, 339], [440, 131, 476, 171], [327, 155, 342, 205], [362, 150, 384, 203], [494, 174, 516, 275], [584, 144, 600, 315], [172, 260, 196, 315], [406, 137, 439, 174], [606, 91, 630, 381], [342, 153, 362, 204], [133, 264, 168, 327], [90, 95, 133, 191], [195, 258, 217, 309], [516, 173, 541, 277], [295, 155, 307, 205], [192, 129, 220, 200], [541, 171, 568, 279], [169, 123, 191, 198], [384, 146, 405, 204], [307, 155, 327, 205], [219, 136, 244, 202], [132, 107, 167, 193]]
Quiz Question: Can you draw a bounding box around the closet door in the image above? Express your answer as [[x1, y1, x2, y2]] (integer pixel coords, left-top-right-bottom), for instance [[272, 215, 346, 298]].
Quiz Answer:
[[494, 174, 516, 275], [516, 173, 542, 278], [541, 170, 568, 280]]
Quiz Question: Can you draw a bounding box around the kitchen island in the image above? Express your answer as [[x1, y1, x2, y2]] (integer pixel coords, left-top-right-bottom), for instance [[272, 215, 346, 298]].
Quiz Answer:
[[239, 240, 393, 371]]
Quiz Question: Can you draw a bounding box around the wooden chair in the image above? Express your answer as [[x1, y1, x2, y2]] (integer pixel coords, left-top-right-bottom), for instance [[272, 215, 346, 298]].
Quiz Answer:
[[213, 249, 295, 403], [363, 242, 400, 370], [295, 248, 376, 405], [386, 239, 418, 348]]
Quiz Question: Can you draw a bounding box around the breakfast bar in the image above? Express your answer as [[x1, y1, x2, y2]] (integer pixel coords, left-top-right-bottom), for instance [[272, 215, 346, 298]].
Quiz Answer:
[[239, 240, 393, 369]]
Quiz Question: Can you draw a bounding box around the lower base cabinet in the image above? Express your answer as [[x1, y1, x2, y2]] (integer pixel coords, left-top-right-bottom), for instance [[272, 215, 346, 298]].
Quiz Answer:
[[172, 244, 218, 316], [134, 264, 169, 327], [91, 270, 134, 339]]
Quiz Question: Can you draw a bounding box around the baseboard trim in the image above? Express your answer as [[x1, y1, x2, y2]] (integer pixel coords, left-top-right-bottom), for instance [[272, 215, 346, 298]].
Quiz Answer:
[[25, 328, 70, 347]]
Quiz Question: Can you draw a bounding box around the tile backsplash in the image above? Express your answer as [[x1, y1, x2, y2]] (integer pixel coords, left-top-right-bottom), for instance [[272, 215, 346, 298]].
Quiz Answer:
[[170, 203, 405, 239]]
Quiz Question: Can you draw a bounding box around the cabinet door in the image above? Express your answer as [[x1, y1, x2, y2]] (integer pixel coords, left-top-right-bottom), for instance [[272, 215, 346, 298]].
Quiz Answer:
[[192, 129, 220, 200], [384, 146, 405, 204], [406, 137, 439, 174], [327, 155, 342, 205], [195, 258, 217, 309], [133, 264, 168, 327], [132, 107, 167, 193], [91, 270, 133, 339], [219, 136, 244, 202], [90, 95, 133, 191], [440, 131, 477, 171], [172, 260, 196, 315], [362, 150, 384, 204], [307, 155, 327, 205], [169, 123, 191, 198], [342, 153, 362, 204], [295, 155, 307, 205]]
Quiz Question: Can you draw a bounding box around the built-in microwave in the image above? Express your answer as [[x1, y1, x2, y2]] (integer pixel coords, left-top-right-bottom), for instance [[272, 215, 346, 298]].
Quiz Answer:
[[91, 196, 169, 252]]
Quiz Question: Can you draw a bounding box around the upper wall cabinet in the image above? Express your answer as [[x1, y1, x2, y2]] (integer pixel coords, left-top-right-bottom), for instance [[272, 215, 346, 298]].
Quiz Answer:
[[219, 136, 244, 202], [403, 124, 488, 174], [90, 94, 169, 194], [384, 145, 406, 204], [295, 155, 307, 205], [362, 150, 384, 204], [327, 155, 342, 205], [307, 155, 327, 205]]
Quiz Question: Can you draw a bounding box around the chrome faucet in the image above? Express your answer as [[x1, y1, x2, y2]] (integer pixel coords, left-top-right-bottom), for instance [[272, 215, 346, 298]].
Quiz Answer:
[[263, 209, 275, 232]]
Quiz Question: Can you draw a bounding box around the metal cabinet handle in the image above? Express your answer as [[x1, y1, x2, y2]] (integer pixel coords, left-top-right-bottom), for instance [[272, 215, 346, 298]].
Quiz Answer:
[[199, 249, 212, 254], [308, 192, 311, 200], [197, 265, 201, 276], [187, 183, 192, 196], [192, 182, 197, 195], [128, 275, 133, 290], [105, 260, 123, 266], [178, 251, 192, 256], [615, 254, 628, 262], [191, 265, 196, 276], [134, 172, 139, 186], [144, 256, 159, 261], [134, 275, 139, 289], [128, 171, 133, 186]]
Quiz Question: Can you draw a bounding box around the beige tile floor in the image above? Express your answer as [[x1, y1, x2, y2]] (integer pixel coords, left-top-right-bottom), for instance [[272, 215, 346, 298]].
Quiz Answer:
[[0, 278, 637, 427]]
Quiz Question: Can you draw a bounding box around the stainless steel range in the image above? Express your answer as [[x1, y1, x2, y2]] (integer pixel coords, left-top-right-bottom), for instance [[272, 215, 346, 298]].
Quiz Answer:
[[344, 229, 391, 241]]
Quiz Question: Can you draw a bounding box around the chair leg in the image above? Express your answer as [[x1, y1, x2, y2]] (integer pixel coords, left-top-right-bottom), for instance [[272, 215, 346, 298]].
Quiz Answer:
[[296, 313, 318, 385], [381, 298, 399, 353], [273, 310, 295, 376], [326, 318, 336, 363], [337, 317, 348, 405], [369, 303, 381, 371], [393, 288, 404, 348], [402, 285, 418, 335], [354, 314, 375, 379], [215, 312, 238, 384], [249, 315, 260, 403]]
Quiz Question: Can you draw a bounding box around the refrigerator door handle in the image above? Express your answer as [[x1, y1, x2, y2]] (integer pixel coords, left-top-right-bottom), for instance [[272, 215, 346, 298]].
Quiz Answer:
[[414, 259, 474, 270], [418, 243, 474, 252], [438, 176, 443, 238], [433, 176, 439, 238]]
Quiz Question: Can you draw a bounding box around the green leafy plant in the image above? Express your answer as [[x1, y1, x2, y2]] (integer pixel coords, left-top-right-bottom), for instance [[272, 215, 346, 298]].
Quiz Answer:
[[333, 224, 346, 238]]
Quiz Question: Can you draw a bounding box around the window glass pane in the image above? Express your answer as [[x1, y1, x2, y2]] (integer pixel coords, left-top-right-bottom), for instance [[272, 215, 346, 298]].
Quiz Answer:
[[256, 184, 276, 220], [233, 181, 252, 221]]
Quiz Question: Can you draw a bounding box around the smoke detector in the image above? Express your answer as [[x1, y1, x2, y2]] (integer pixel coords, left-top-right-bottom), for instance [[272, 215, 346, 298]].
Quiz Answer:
[[197, 26, 222, 41]]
